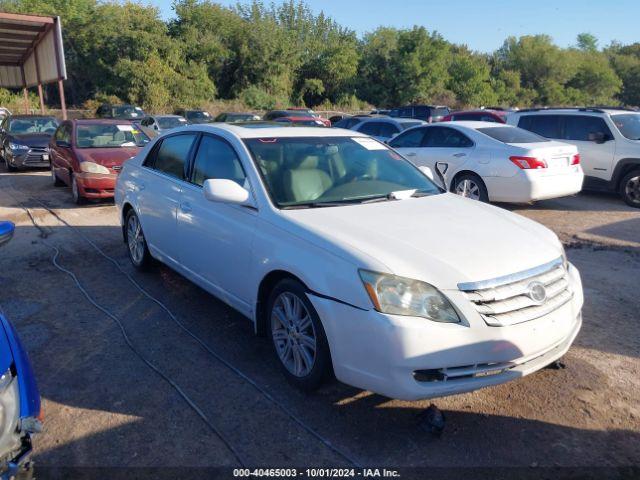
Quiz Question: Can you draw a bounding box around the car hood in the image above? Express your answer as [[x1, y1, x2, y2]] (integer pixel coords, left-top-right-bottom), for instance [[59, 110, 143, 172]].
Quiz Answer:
[[77, 147, 141, 168], [9, 133, 52, 148], [282, 193, 562, 290]]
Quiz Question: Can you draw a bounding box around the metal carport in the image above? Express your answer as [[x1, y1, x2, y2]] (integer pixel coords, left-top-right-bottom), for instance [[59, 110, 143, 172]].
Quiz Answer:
[[0, 12, 67, 119]]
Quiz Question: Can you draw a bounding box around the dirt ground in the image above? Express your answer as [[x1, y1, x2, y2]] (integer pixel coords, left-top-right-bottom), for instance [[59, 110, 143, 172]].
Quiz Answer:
[[0, 169, 638, 474]]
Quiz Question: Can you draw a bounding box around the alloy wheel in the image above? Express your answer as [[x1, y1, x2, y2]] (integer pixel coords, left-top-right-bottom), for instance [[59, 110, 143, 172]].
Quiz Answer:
[[270, 291, 317, 378], [126, 214, 145, 265], [455, 179, 481, 200], [624, 175, 640, 205]]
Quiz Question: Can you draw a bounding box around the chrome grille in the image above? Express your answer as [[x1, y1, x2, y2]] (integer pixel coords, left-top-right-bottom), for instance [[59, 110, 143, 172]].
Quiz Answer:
[[459, 258, 572, 327], [24, 147, 48, 165]]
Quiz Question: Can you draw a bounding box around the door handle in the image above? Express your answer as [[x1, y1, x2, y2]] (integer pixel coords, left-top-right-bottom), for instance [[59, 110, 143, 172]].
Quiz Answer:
[[406, 152, 417, 157], [453, 153, 467, 158], [180, 202, 192, 213]]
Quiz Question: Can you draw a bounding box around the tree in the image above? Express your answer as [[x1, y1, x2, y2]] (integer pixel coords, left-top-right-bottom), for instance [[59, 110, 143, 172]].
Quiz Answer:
[[577, 33, 598, 52]]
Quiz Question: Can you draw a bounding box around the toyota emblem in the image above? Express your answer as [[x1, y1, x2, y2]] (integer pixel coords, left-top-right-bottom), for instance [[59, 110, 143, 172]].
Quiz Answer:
[[527, 281, 547, 304]]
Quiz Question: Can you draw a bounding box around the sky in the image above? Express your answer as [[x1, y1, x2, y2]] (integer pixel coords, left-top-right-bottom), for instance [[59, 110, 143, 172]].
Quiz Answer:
[[150, 0, 640, 53]]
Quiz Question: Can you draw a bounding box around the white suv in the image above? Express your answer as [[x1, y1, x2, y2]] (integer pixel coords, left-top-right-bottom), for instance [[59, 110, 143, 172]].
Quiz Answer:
[[116, 124, 583, 400], [506, 108, 640, 207]]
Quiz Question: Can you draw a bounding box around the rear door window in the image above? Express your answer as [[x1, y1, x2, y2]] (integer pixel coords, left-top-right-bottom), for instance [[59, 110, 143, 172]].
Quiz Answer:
[[147, 133, 198, 180], [518, 115, 562, 138], [379, 123, 400, 138], [414, 106, 429, 118], [358, 122, 382, 136], [422, 127, 473, 147], [563, 115, 613, 141]]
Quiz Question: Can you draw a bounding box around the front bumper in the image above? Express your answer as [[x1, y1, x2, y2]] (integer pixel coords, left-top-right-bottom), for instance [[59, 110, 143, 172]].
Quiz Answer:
[[309, 263, 584, 401], [6, 150, 50, 169], [485, 167, 584, 203], [76, 173, 117, 199], [1, 434, 33, 480]]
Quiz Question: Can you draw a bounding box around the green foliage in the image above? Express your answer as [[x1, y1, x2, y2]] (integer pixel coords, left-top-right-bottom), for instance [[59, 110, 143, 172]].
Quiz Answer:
[[0, 0, 639, 110], [0, 88, 39, 112]]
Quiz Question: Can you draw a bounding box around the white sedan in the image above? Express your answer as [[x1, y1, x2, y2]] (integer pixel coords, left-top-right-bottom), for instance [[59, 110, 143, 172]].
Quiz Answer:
[[115, 124, 583, 400], [388, 121, 584, 203]]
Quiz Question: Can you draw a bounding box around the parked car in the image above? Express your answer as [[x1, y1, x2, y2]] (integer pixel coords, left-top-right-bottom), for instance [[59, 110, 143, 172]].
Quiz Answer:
[[442, 109, 507, 123], [0, 115, 59, 171], [328, 114, 350, 124], [389, 121, 583, 203], [139, 115, 187, 136], [95, 103, 146, 120], [332, 116, 363, 129], [0, 221, 42, 479], [348, 117, 426, 142], [507, 107, 640, 207], [115, 123, 583, 400], [264, 110, 331, 127], [214, 112, 261, 123], [274, 116, 327, 127], [174, 109, 214, 125], [370, 109, 390, 115], [389, 105, 450, 123], [0, 108, 10, 122], [50, 119, 150, 204]]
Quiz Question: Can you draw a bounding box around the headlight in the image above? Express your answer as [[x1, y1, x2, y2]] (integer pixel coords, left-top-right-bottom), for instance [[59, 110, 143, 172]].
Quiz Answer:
[[79, 162, 110, 174], [9, 142, 29, 151], [0, 369, 20, 451], [359, 270, 461, 323]]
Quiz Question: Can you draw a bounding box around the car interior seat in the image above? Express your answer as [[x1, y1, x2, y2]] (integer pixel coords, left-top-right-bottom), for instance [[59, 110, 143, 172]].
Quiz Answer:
[[283, 154, 333, 203]]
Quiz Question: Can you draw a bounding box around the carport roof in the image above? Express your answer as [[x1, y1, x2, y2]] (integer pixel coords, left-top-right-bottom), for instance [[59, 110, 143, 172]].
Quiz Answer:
[[0, 12, 66, 89]]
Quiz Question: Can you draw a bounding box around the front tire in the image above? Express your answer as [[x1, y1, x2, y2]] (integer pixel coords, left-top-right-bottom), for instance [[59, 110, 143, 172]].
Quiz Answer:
[[4, 150, 17, 172], [125, 209, 152, 270], [620, 169, 640, 208], [452, 173, 489, 202], [51, 163, 64, 186], [70, 173, 85, 205], [267, 279, 332, 391]]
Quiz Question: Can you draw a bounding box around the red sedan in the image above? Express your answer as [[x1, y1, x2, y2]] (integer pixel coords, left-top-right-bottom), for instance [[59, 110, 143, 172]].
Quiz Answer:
[[49, 119, 150, 204], [441, 109, 507, 123]]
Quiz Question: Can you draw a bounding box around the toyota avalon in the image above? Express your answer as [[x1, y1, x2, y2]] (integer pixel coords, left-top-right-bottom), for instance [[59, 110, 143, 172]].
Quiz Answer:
[[115, 124, 583, 400]]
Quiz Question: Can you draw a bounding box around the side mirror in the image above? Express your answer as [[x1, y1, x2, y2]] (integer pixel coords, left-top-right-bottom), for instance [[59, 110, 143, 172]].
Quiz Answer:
[[0, 221, 15, 247], [203, 179, 254, 207], [588, 132, 606, 143]]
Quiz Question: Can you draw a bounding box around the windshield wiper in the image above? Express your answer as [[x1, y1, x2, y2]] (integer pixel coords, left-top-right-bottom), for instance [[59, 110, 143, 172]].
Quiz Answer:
[[282, 191, 425, 209]]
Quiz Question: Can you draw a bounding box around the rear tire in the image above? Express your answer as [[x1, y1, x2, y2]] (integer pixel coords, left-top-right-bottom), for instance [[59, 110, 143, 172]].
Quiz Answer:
[[124, 209, 152, 270], [620, 169, 640, 208], [452, 173, 489, 202], [267, 278, 332, 392]]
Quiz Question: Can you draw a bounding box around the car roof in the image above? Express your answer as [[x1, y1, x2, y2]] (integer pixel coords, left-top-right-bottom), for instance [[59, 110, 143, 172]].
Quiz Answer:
[[449, 109, 506, 116], [357, 117, 424, 125], [152, 114, 183, 118], [74, 118, 138, 125], [9, 114, 56, 119], [440, 120, 511, 129], [511, 107, 639, 116], [182, 123, 367, 139]]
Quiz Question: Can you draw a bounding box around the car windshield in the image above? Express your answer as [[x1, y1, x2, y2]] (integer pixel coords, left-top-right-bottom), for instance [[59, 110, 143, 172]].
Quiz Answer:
[[187, 111, 211, 120], [8, 117, 58, 134], [113, 106, 145, 118], [611, 114, 640, 140], [157, 117, 186, 129], [76, 124, 150, 148], [244, 136, 441, 208], [477, 126, 549, 143]]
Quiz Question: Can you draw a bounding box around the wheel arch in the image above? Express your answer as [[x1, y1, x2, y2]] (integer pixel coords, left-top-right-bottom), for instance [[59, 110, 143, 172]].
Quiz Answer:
[[612, 158, 640, 191], [255, 270, 309, 337]]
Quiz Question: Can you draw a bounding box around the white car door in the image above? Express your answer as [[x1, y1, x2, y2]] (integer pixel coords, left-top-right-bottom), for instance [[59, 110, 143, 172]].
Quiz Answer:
[[410, 126, 476, 186], [177, 133, 257, 313], [561, 115, 616, 181], [137, 132, 198, 266]]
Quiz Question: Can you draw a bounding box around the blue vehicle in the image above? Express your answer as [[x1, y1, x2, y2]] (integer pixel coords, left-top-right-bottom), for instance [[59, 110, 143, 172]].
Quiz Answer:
[[0, 222, 41, 479]]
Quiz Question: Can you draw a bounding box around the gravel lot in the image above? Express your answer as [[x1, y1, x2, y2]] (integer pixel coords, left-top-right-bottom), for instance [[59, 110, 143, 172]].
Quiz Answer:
[[0, 169, 638, 474]]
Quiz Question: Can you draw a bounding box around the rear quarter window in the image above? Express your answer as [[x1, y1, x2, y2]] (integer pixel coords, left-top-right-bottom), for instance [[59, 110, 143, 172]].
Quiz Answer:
[[518, 115, 562, 138]]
